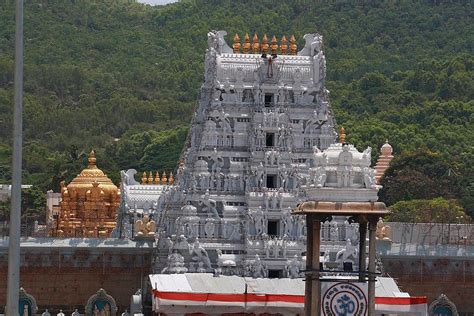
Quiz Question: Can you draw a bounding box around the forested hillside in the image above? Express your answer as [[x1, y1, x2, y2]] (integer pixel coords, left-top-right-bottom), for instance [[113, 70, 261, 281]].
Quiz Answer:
[[0, 0, 472, 220]]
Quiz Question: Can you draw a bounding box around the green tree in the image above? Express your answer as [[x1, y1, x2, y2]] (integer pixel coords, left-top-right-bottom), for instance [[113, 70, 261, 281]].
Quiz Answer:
[[379, 149, 461, 205], [388, 198, 471, 224]]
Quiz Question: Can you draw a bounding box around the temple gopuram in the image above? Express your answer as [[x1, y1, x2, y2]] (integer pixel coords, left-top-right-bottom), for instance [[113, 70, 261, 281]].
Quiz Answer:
[[53, 151, 120, 237]]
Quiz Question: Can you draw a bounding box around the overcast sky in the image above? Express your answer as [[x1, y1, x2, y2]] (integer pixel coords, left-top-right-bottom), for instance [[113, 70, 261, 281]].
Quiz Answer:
[[137, 0, 179, 5]]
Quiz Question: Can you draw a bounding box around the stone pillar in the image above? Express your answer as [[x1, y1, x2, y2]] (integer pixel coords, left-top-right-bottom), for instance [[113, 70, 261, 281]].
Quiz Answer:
[[368, 219, 377, 315], [305, 214, 321, 316], [358, 220, 367, 281], [310, 220, 321, 316]]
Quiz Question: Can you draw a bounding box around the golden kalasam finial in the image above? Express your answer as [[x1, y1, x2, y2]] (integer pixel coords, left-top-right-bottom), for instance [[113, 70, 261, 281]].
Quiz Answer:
[[290, 35, 297, 55], [261, 34, 269, 54], [271, 35, 278, 55], [280, 35, 288, 55], [168, 172, 174, 185], [88, 150, 97, 168], [339, 127, 346, 144], [154, 171, 161, 184], [243, 33, 251, 54], [161, 171, 168, 184], [141, 172, 147, 184], [252, 33, 260, 54], [147, 171, 153, 184], [233, 33, 241, 53]]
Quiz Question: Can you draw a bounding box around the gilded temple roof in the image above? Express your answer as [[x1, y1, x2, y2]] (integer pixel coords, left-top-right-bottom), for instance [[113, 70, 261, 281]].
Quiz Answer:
[[66, 150, 119, 196]]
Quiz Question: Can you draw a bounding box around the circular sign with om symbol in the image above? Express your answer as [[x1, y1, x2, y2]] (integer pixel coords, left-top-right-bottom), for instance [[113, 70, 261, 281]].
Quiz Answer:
[[321, 282, 368, 316]]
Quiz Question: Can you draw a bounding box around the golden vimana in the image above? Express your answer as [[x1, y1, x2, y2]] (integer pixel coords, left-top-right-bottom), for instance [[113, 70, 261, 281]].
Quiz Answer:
[[233, 33, 297, 55]]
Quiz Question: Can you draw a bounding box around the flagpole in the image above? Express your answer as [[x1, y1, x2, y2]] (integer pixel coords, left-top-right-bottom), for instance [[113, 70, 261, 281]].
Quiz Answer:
[[6, 0, 24, 314]]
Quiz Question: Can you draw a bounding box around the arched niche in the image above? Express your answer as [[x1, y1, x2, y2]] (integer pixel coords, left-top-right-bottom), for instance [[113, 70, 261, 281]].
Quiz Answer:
[[19, 287, 38, 316], [428, 294, 458, 316], [85, 288, 118, 316]]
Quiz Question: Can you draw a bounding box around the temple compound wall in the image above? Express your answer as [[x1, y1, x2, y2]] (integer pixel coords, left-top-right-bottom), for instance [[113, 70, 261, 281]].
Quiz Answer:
[[0, 238, 153, 314], [379, 222, 474, 314], [382, 256, 474, 314]]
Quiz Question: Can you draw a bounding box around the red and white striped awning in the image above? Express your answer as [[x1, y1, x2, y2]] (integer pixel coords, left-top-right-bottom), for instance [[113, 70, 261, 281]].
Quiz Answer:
[[376, 297, 428, 315], [150, 274, 427, 315]]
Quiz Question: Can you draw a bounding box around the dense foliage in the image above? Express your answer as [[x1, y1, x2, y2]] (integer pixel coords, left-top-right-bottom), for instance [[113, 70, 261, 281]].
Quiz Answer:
[[387, 197, 469, 223], [0, 0, 472, 222]]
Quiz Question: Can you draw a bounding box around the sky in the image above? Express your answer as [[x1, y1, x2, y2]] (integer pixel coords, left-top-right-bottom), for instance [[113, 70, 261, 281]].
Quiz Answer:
[[137, 0, 179, 5]]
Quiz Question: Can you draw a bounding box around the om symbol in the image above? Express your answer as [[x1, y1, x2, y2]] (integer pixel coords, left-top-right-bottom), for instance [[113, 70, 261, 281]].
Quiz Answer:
[[335, 294, 355, 316]]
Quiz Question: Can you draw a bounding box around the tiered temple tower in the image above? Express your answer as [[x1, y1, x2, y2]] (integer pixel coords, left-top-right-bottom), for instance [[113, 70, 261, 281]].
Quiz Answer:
[[118, 31, 339, 277]]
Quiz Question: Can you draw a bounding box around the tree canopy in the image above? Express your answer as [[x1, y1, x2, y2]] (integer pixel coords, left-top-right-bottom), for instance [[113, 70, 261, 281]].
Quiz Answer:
[[0, 0, 472, 221]]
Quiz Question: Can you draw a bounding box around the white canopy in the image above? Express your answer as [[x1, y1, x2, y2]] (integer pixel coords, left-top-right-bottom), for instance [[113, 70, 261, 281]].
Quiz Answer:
[[149, 273, 427, 315]]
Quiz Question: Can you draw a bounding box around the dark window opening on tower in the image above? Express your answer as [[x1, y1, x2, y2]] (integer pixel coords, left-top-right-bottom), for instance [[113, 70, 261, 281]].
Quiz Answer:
[[266, 133, 275, 147], [264, 94, 273, 106], [266, 175, 277, 188], [268, 269, 282, 278], [267, 220, 279, 236]]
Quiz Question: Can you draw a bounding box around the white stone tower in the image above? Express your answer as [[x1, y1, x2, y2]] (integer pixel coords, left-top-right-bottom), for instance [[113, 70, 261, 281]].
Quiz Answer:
[[119, 31, 339, 277]]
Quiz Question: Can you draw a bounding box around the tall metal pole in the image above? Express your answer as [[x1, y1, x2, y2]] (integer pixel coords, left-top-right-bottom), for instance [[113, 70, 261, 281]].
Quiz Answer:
[[368, 219, 377, 316], [304, 214, 313, 316], [6, 0, 24, 314]]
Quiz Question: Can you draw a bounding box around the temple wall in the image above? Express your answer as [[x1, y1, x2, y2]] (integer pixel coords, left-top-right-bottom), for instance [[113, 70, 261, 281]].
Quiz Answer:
[[382, 256, 474, 314], [0, 244, 153, 314], [386, 222, 474, 245]]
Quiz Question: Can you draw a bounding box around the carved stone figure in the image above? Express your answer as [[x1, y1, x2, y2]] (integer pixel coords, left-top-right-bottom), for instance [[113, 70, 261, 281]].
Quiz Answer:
[[296, 216, 306, 237], [376, 218, 392, 241], [271, 192, 279, 210], [300, 33, 323, 57], [121, 169, 139, 185], [223, 220, 239, 240], [363, 167, 377, 189], [252, 208, 266, 236], [209, 148, 225, 174], [329, 220, 339, 241], [251, 254, 268, 278], [190, 239, 212, 270], [279, 166, 290, 190], [256, 163, 265, 188], [337, 145, 353, 187], [285, 254, 302, 278], [362, 146, 372, 166], [335, 239, 358, 264], [204, 218, 218, 238], [216, 249, 237, 275], [281, 208, 293, 236], [272, 238, 280, 257], [134, 215, 156, 239], [311, 166, 326, 188], [199, 191, 219, 219], [162, 250, 188, 274]]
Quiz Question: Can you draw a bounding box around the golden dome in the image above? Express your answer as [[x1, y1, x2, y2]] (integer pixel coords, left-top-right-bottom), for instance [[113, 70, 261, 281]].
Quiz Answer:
[[66, 150, 119, 197]]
